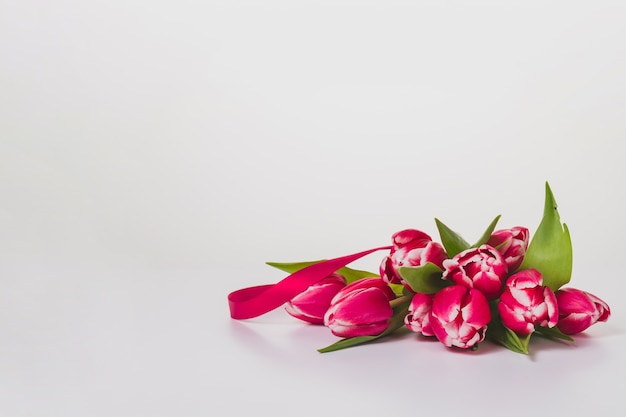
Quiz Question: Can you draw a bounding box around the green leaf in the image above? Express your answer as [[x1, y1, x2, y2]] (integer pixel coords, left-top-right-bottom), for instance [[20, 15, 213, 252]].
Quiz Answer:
[[534, 326, 574, 342], [518, 182, 573, 290], [317, 303, 410, 353], [435, 218, 470, 257], [389, 283, 406, 297], [266, 261, 378, 284], [471, 215, 502, 248], [398, 262, 448, 294], [486, 317, 530, 354], [266, 260, 320, 273]]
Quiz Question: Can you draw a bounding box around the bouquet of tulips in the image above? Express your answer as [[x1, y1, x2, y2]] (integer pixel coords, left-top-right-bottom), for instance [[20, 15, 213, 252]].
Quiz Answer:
[[228, 183, 610, 354]]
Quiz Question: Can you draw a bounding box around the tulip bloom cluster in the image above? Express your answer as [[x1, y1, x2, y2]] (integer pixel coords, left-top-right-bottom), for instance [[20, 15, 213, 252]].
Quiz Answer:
[[397, 227, 610, 352], [234, 183, 612, 355], [284, 224, 610, 353]]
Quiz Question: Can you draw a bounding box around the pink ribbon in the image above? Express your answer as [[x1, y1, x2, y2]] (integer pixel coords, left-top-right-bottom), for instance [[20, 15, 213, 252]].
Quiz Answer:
[[228, 246, 392, 319]]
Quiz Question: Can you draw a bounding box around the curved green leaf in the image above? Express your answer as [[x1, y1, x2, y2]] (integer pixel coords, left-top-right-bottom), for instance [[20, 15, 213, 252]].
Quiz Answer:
[[266, 260, 378, 284], [435, 218, 470, 256], [398, 262, 447, 294], [534, 326, 574, 342], [471, 215, 502, 248], [486, 316, 530, 354], [518, 182, 573, 290]]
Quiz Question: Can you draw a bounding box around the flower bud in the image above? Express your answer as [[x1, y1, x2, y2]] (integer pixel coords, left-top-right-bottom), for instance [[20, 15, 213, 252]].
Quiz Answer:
[[442, 244, 508, 300], [429, 285, 491, 349], [555, 288, 611, 335], [497, 269, 558, 335], [404, 293, 434, 336], [284, 273, 346, 324], [380, 229, 447, 286], [391, 229, 432, 250], [324, 278, 396, 338], [487, 227, 529, 271]]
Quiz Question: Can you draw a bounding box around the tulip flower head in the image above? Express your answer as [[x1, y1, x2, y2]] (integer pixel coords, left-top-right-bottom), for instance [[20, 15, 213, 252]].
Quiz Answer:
[[285, 273, 346, 324], [555, 288, 611, 335], [380, 229, 447, 287], [442, 245, 508, 300], [487, 227, 529, 271], [498, 269, 558, 336], [405, 293, 435, 337], [429, 285, 491, 349], [323, 278, 396, 338]]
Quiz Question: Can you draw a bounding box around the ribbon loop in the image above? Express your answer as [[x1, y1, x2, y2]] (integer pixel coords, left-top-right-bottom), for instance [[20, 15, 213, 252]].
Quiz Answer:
[[227, 246, 391, 319]]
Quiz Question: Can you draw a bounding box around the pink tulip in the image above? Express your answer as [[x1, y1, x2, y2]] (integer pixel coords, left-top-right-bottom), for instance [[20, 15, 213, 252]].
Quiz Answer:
[[429, 285, 491, 349], [284, 273, 346, 324], [380, 229, 448, 286], [404, 293, 434, 336], [324, 277, 396, 338], [555, 288, 611, 335], [442, 245, 508, 300], [487, 227, 529, 271], [390, 229, 432, 250], [498, 269, 558, 335]]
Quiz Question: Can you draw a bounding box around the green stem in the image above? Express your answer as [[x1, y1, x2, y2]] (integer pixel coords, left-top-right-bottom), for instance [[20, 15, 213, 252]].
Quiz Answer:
[[389, 294, 412, 308]]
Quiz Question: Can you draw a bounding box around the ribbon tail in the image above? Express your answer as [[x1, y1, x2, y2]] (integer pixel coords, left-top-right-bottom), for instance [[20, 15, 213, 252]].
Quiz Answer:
[[227, 246, 392, 320]]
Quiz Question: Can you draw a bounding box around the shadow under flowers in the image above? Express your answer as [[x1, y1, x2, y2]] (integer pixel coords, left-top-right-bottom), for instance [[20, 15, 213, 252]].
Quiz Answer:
[[229, 310, 622, 362]]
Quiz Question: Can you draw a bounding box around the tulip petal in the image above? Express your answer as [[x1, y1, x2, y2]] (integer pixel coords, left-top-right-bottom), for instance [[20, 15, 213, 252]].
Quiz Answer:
[[392, 229, 432, 249], [557, 313, 593, 335], [462, 289, 491, 327], [587, 292, 611, 322], [432, 286, 466, 322], [331, 278, 395, 305], [498, 302, 534, 335], [544, 287, 559, 328], [330, 288, 393, 325], [285, 274, 346, 324], [327, 321, 391, 338], [556, 288, 595, 315], [443, 245, 508, 300], [405, 293, 434, 335]]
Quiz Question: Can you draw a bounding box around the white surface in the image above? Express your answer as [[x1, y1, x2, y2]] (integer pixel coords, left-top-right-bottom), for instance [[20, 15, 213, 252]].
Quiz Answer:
[[1, 1, 625, 416]]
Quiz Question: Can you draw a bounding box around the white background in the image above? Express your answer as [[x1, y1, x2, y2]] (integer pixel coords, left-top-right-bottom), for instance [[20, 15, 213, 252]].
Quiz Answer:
[[1, 1, 625, 416]]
